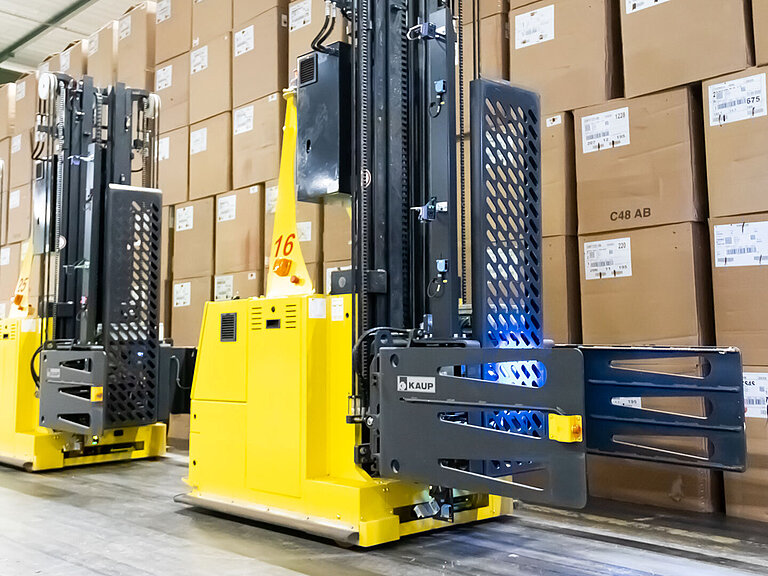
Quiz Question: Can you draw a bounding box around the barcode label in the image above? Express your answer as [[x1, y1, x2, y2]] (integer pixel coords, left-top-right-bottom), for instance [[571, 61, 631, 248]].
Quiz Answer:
[[119, 14, 132, 40], [217, 195, 237, 222], [611, 397, 643, 409], [514, 5, 555, 50], [156, 65, 173, 91], [626, 0, 671, 14], [157, 0, 171, 23], [234, 105, 254, 135], [234, 25, 255, 57], [214, 275, 234, 301], [714, 221, 768, 268], [584, 237, 632, 280], [708, 73, 767, 126], [289, 0, 312, 32], [743, 372, 768, 419], [173, 282, 191, 307], [190, 127, 207, 155], [190, 46, 208, 74], [582, 107, 630, 153], [175, 206, 194, 232]]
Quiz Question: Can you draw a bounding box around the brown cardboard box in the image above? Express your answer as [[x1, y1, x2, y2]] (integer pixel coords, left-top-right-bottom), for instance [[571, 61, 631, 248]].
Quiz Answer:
[[215, 186, 264, 274], [725, 377, 768, 522], [14, 74, 37, 134], [0, 243, 21, 312], [288, 0, 348, 78], [232, 93, 284, 189], [0, 137, 9, 197], [6, 183, 31, 244], [588, 455, 723, 513], [171, 275, 211, 347], [232, 8, 288, 108], [156, 0, 192, 64], [323, 259, 351, 294], [189, 112, 231, 199], [542, 112, 576, 237], [88, 22, 119, 88], [192, 0, 233, 43], [0, 191, 6, 247], [323, 197, 351, 262], [214, 270, 263, 300], [173, 197, 214, 278], [60, 40, 89, 79], [621, 0, 753, 98], [710, 213, 768, 365], [543, 236, 581, 344], [117, 2, 157, 90], [189, 34, 231, 124], [168, 413, 190, 449], [158, 126, 189, 205], [509, 0, 620, 115], [580, 223, 714, 346], [0, 83, 16, 140], [264, 182, 322, 265], [155, 52, 189, 132], [755, 0, 768, 66], [235, 0, 286, 27], [39, 54, 58, 74], [575, 88, 706, 235], [9, 130, 32, 189], [703, 67, 768, 218], [470, 0, 510, 19]]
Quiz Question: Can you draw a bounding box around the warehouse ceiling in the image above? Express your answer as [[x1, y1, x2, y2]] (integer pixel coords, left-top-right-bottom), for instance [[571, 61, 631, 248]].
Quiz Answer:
[[0, 0, 139, 82]]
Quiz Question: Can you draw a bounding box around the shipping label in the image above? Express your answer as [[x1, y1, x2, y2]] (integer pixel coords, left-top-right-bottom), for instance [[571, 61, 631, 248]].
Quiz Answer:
[[11, 135, 21, 154], [233, 105, 254, 135], [296, 221, 312, 242], [584, 237, 632, 280], [173, 282, 191, 307], [625, 0, 671, 14], [708, 73, 767, 126], [217, 195, 237, 222], [546, 114, 562, 128], [158, 137, 170, 161], [88, 33, 99, 56], [190, 127, 207, 155], [60, 49, 71, 72], [157, 0, 172, 23], [155, 65, 173, 91], [190, 46, 208, 75], [743, 372, 768, 419], [9, 189, 20, 210], [234, 25, 255, 57], [581, 107, 630, 153], [175, 205, 194, 232], [119, 15, 132, 40], [514, 5, 555, 50], [0, 247, 9, 266], [289, 0, 312, 32], [15, 81, 25, 101], [714, 221, 768, 268], [214, 275, 234, 301], [266, 186, 279, 214]]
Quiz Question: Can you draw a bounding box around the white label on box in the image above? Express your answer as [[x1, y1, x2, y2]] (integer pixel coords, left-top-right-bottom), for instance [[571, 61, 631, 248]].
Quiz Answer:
[[217, 195, 237, 222], [60, 49, 71, 72], [175, 205, 194, 231], [156, 65, 173, 91], [308, 297, 326, 319], [9, 189, 20, 210], [39, 61, 50, 74], [173, 282, 191, 307], [708, 73, 768, 127], [11, 135, 21, 154], [611, 397, 643, 409], [743, 372, 768, 419], [714, 222, 768, 268], [214, 275, 234, 301], [331, 296, 345, 322], [249, 185, 259, 195], [268, 93, 278, 102], [157, 0, 171, 23], [15, 81, 25, 101], [289, 0, 312, 32], [546, 114, 562, 128], [190, 45, 208, 75], [581, 107, 630, 154], [514, 5, 555, 50], [625, 0, 671, 14], [158, 136, 170, 161], [88, 33, 99, 55], [234, 25, 255, 57], [119, 15, 132, 40], [190, 127, 207, 155], [584, 237, 632, 280], [266, 186, 279, 214], [0, 247, 9, 266], [233, 105, 254, 135], [296, 221, 312, 242]]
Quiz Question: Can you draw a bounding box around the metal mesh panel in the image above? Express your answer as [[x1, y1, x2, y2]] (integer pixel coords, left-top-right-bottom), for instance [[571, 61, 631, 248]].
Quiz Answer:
[[103, 187, 161, 428], [470, 79, 544, 389]]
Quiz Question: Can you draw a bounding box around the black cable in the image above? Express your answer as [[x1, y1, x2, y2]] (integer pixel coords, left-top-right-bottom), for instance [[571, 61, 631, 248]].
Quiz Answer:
[[352, 326, 412, 378], [30, 345, 43, 389], [311, 14, 332, 53]]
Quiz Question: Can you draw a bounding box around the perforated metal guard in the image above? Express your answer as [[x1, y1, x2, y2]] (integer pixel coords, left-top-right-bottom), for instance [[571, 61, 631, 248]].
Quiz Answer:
[[102, 185, 162, 428], [470, 79, 543, 388]]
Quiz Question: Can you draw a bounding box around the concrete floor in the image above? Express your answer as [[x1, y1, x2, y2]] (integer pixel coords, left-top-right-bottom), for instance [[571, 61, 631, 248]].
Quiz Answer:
[[1, 452, 767, 576]]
